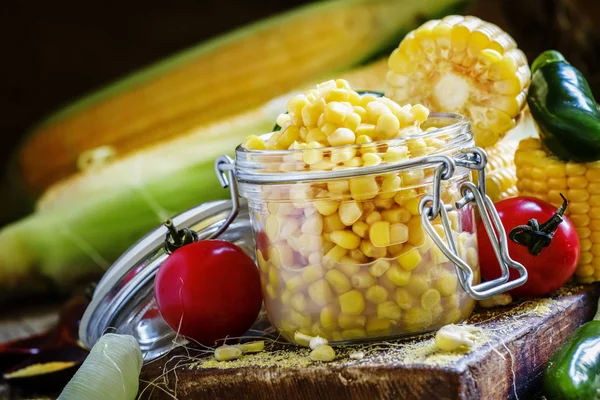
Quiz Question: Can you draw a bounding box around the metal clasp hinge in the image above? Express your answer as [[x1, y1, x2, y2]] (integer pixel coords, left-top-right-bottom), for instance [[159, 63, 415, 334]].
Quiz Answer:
[[213, 155, 240, 239], [419, 147, 528, 300]]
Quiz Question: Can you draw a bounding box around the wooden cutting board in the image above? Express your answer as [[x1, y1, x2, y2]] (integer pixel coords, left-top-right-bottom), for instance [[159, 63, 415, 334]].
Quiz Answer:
[[139, 284, 600, 400]]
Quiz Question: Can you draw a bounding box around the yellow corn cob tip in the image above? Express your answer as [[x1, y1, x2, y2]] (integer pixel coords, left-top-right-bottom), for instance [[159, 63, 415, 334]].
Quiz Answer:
[[386, 15, 530, 148], [515, 137, 600, 283]]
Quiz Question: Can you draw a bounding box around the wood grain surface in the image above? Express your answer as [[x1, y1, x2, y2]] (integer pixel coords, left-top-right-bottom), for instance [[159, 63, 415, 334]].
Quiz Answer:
[[140, 284, 600, 400]]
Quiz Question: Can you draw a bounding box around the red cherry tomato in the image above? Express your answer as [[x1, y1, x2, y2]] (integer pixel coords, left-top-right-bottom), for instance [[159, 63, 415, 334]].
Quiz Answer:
[[477, 196, 580, 298], [154, 240, 262, 345]]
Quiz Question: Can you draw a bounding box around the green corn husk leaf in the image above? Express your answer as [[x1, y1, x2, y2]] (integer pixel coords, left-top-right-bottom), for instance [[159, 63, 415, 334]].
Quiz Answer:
[[0, 101, 280, 300]]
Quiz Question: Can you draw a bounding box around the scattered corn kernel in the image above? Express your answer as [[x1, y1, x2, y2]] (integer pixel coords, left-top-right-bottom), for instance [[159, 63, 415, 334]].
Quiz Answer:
[[215, 345, 243, 361]]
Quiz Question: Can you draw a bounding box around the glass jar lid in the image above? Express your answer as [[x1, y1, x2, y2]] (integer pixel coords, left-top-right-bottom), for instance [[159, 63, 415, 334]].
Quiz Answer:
[[78, 200, 253, 361]]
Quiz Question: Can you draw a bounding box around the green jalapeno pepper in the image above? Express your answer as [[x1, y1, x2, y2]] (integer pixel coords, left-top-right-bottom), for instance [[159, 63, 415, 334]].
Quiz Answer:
[[543, 297, 600, 399], [527, 50, 600, 162]]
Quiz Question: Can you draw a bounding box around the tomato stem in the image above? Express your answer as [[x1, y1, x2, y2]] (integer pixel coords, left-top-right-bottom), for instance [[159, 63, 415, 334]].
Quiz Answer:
[[164, 219, 197, 254], [508, 194, 569, 256]]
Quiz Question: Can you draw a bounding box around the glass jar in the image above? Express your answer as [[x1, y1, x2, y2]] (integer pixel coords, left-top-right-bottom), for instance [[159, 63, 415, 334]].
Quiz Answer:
[[216, 113, 527, 345]]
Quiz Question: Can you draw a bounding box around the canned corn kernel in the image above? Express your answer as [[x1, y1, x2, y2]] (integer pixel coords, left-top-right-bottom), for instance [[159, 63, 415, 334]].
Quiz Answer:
[[234, 115, 483, 344]]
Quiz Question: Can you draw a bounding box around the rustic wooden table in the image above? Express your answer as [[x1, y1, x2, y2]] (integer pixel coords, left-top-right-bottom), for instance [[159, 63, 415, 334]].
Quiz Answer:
[[140, 284, 599, 400]]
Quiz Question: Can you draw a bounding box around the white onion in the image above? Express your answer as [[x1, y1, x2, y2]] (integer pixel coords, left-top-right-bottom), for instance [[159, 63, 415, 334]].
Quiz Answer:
[[58, 333, 142, 400]]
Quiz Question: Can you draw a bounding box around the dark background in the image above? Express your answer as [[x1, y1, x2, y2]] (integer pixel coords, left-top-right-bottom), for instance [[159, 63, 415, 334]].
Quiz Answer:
[[0, 0, 598, 194]]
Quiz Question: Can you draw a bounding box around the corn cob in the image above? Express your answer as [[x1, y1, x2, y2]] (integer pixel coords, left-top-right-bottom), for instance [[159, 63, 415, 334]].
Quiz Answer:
[[473, 140, 518, 202], [515, 138, 600, 283], [16, 0, 468, 198], [386, 15, 530, 148], [0, 59, 392, 301]]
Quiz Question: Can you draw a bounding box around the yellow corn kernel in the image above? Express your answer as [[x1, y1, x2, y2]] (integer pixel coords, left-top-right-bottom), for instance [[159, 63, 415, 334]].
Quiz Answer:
[[417, 235, 433, 255], [339, 290, 365, 315], [402, 169, 426, 187], [407, 274, 430, 297], [365, 285, 389, 304], [381, 208, 404, 224], [570, 214, 590, 227], [360, 239, 387, 258], [351, 271, 376, 289], [407, 217, 425, 246], [387, 243, 404, 257], [308, 279, 334, 306], [581, 239, 593, 252], [289, 310, 312, 330], [376, 112, 400, 138], [390, 223, 409, 244], [369, 259, 391, 277], [264, 215, 280, 242], [379, 174, 402, 199], [384, 146, 409, 163], [403, 307, 433, 332], [265, 283, 277, 299], [431, 245, 450, 265], [324, 101, 348, 125], [421, 289, 441, 310], [291, 293, 308, 312], [581, 251, 593, 264], [352, 221, 370, 238], [366, 101, 391, 123], [285, 274, 306, 292], [566, 162, 586, 176], [377, 301, 402, 320], [302, 141, 325, 165], [403, 197, 422, 216], [575, 265, 594, 278], [435, 273, 458, 296], [305, 128, 328, 144], [410, 104, 429, 124], [323, 213, 346, 233], [330, 147, 356, 164], [369, 221, 391, 247], [302, 265, 323, 283], [270, 244, 294, 268], [366, 318, 392, 335], [386, 265, 411, 286], [329, 128, 356, 147], [349, 248, 368, 263], [571, 202, 591, 215], [338, 314, 367, 329], [243, 135, 266, 150], [301, 215, 323, 236], [257, 249, 269, 273], [339, 201, 363, 226], [278, 217, 300, 240], [337, 257, 361, 274], [362, 201, 376, 216], [323, 244, 347, 266], [567, 176, 588, 189], [280, 289, 293, 306], [345, 112, 362, 131], [314, 200, 339, 216], [362, 152, 382, 167], [325, 269, 352, 294], [394, 288, 413, 310], [397, 248, 422, 270], [356, 124, 376, 140], [349, 176, 379, 201], [330, 230, 361, 250], [365, 211, 382, 225], [320, 306, 338, 330], [341, 328, 367, 340], [268, 266, 279, 287]]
